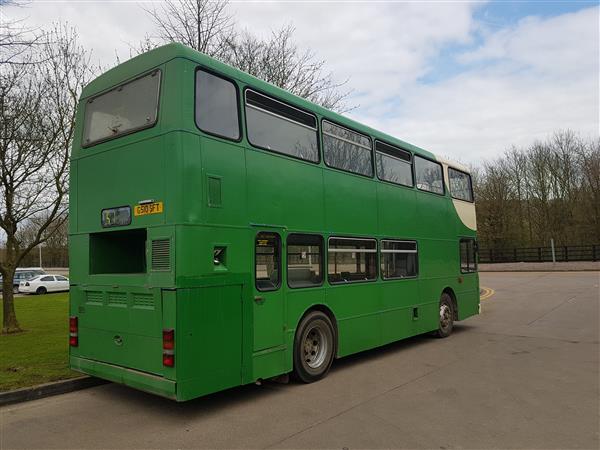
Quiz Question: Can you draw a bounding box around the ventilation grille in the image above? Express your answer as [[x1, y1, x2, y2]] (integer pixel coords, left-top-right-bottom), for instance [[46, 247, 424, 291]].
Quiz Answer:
[[108, 292, 127, 306], [151, 239, 171, 271], [86, 291, 104, 305], [133, 293, 154, 309]]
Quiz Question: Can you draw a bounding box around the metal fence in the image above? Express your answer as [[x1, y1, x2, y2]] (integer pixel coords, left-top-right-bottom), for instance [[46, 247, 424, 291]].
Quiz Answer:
[[479, 244, 600, 263]]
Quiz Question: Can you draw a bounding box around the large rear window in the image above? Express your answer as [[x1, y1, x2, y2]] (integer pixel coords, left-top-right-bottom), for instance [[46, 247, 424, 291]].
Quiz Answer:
[[82, 70, 161, 147]]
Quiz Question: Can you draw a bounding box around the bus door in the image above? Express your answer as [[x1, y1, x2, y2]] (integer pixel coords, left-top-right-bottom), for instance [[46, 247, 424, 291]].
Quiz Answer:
[[253, 231, 285, 352]]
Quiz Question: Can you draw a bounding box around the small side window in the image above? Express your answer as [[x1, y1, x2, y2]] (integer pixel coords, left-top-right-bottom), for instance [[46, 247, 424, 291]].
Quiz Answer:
[[195, 69, 240, 140], [40, 276, 55, 282], [255, 232, 281, 291], [287, 234, 323, 288], [448, 167, 473, 202], [375, 141, 413, 187], [415, 155, 444, 195], [460, 239, 477, 273], [381, 240, 418, 279]]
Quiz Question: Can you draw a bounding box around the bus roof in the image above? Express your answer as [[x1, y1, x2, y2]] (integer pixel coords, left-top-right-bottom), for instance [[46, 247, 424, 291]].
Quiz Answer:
[[81, 43, 468, 172]]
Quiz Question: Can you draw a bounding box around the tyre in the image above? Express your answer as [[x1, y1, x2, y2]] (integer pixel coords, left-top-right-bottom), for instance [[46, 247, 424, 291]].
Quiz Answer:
[[36, 286, 47, 295], [293, 311, 336, 383], [434, 292, 454, 338]]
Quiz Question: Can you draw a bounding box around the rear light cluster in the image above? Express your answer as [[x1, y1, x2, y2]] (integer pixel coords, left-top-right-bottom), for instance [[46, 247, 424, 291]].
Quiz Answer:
[[162, 329, 175, 367], [69, 316, 78, 347]]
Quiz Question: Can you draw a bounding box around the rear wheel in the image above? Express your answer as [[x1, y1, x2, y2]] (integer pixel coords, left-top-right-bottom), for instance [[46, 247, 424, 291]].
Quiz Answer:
[[434, 293, 454, 338], [293, 311, 335, 383], [36, 286, 47, 295]]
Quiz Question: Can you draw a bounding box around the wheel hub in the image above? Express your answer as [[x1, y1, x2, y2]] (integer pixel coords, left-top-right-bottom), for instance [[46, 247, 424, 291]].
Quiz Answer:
[[303, 325, 328, 369], [440, 304, 451, 329]]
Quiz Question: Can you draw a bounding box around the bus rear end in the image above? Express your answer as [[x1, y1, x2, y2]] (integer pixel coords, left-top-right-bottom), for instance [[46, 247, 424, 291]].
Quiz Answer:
[[69, 51, 179, 399]]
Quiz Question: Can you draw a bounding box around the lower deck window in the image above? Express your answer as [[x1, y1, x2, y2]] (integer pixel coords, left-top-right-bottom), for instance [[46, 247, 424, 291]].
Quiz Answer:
[[89, 229, 147, 274], [287, 234, 323, 288], [381, 240, 418, 279], [328, 237, 377, 283], [460, 238, 478, 273]]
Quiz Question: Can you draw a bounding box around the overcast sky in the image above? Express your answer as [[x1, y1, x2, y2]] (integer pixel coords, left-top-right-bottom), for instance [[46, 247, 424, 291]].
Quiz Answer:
[[4, 0, 599, 165]]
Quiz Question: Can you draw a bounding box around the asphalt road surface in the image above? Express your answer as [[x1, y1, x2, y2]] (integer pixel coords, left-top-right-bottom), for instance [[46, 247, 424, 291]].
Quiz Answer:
[[1, 272, 598, 449]]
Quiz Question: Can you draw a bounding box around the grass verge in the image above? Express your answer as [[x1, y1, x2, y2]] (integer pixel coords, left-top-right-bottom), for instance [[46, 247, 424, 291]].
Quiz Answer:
[[0, 293, 79, 392]]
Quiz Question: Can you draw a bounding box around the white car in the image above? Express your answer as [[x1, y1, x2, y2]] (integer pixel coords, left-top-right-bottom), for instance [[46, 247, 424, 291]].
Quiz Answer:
[[19, 275, 70, 295]]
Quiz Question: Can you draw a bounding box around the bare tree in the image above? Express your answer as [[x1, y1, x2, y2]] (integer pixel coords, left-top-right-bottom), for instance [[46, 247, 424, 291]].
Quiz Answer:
[[0, 24, 94, 333], [143, 0, 235, 60], [139, 0, 353, 112], [0, 0, 42, 65]]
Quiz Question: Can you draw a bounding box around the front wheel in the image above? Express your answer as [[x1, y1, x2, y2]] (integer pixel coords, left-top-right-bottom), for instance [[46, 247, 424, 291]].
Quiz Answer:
[[434, 293, 454, 338], [293, 311, 335, 383], [36, 286, 47, 295]]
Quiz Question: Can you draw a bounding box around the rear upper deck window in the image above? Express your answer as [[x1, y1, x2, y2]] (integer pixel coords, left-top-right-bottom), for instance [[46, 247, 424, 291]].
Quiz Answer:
[[448, 167, 474, 202], [83, 70, 161, 147], [196, 69, 240, 140]]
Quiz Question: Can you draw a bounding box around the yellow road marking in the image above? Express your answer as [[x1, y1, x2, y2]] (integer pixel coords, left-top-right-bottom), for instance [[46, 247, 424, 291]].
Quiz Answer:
[[480, 287, 495, 301]]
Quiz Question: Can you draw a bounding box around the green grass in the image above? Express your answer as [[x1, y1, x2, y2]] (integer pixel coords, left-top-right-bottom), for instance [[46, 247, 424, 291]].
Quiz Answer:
[[0, 293, 79, 392]]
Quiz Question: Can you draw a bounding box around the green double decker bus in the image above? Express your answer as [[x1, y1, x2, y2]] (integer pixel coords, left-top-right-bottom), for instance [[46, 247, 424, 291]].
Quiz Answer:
[[69, 43, 479, 401]]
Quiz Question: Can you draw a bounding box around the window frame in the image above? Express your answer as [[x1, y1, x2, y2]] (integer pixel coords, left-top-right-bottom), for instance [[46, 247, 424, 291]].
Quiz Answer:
[[375, 140, 414, 188], [82, 68, 162, 148], [327, 236, 378, 285], [286, 233, 324, 289], [321, 118, 374, 178], [244, 88, 321, 164], [380, 239, 419, 280], [254, 231, 282, 292], [194, 67, 243, 143], [448, 166, 474, 203], [459, 238, 478, 274], [414, 154, 446, 196]]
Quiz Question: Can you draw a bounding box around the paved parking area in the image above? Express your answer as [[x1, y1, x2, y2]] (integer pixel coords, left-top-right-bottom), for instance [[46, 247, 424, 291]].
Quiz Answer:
[[1, 272, 598, 449]]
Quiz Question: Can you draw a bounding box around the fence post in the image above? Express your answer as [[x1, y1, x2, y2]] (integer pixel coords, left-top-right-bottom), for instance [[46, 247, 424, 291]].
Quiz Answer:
[[593, 245, 597, 262], [538, 247, 542, 262], [489, 248, 493, 263], [513, 248, 517, 262], [564, 246, 568, 262]]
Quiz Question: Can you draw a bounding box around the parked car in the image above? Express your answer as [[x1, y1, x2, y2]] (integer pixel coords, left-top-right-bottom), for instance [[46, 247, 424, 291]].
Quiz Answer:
[[19, 275, 69, 295], [0, 268, 46, 293]]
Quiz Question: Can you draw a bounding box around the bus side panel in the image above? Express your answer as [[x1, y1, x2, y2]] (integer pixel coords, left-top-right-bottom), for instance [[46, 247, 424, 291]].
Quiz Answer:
[[376, 182, 418, 238], [176, 286, 243, 401], [324, 170, 378, 236], [326, 284, 381, 357], [380, 278, 421, 344], [246, 150, 324, 232]]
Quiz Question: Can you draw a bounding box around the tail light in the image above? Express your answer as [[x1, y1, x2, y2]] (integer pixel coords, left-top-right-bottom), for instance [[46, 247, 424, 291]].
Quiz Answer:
[[162, 329, 174, 367], [69, 316, 78, 347]]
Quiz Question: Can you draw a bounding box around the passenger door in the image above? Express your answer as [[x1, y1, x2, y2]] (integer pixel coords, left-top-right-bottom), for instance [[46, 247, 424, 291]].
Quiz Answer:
[[40, 275, 56, 292], [253, 231, 285, 352]]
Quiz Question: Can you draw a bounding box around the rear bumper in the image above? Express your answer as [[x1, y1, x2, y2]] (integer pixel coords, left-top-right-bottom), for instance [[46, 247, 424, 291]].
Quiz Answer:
[[70, 356, 176, 400]]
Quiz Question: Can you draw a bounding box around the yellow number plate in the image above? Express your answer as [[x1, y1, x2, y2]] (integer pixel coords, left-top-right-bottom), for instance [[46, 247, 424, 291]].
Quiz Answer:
[[134, 202, 163, 216]]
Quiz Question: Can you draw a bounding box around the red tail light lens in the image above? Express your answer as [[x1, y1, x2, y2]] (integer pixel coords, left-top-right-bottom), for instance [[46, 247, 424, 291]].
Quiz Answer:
[[162, 329, 174, 367], [162, 353, 174, 367], [69, 316, 78, 333], [69, 316, 78, 347], [162, 329, 174, 350]]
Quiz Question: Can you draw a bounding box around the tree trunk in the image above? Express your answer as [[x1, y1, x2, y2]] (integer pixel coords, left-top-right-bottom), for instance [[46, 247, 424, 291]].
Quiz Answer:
[[2, 272, 21, 333]]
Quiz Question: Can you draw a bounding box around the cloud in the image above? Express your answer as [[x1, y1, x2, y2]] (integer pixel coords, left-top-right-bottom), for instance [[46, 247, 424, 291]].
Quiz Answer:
[[3, 2, 598, 164]]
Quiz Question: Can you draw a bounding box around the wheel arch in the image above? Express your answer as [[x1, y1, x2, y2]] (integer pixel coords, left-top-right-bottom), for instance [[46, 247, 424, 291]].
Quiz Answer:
[[442, 287, 458, 320]]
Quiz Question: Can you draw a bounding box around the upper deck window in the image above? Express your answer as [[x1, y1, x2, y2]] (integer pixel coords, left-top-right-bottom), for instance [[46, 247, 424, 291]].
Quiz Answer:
[[245, 90, 319, 163], [448, 167, 474, 202], [375, 141, 413, 187], [196, 69, 240, 140], [414, 155, 444, 195], [323, 121, 373, 177], [83, 70, 161, 147]]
